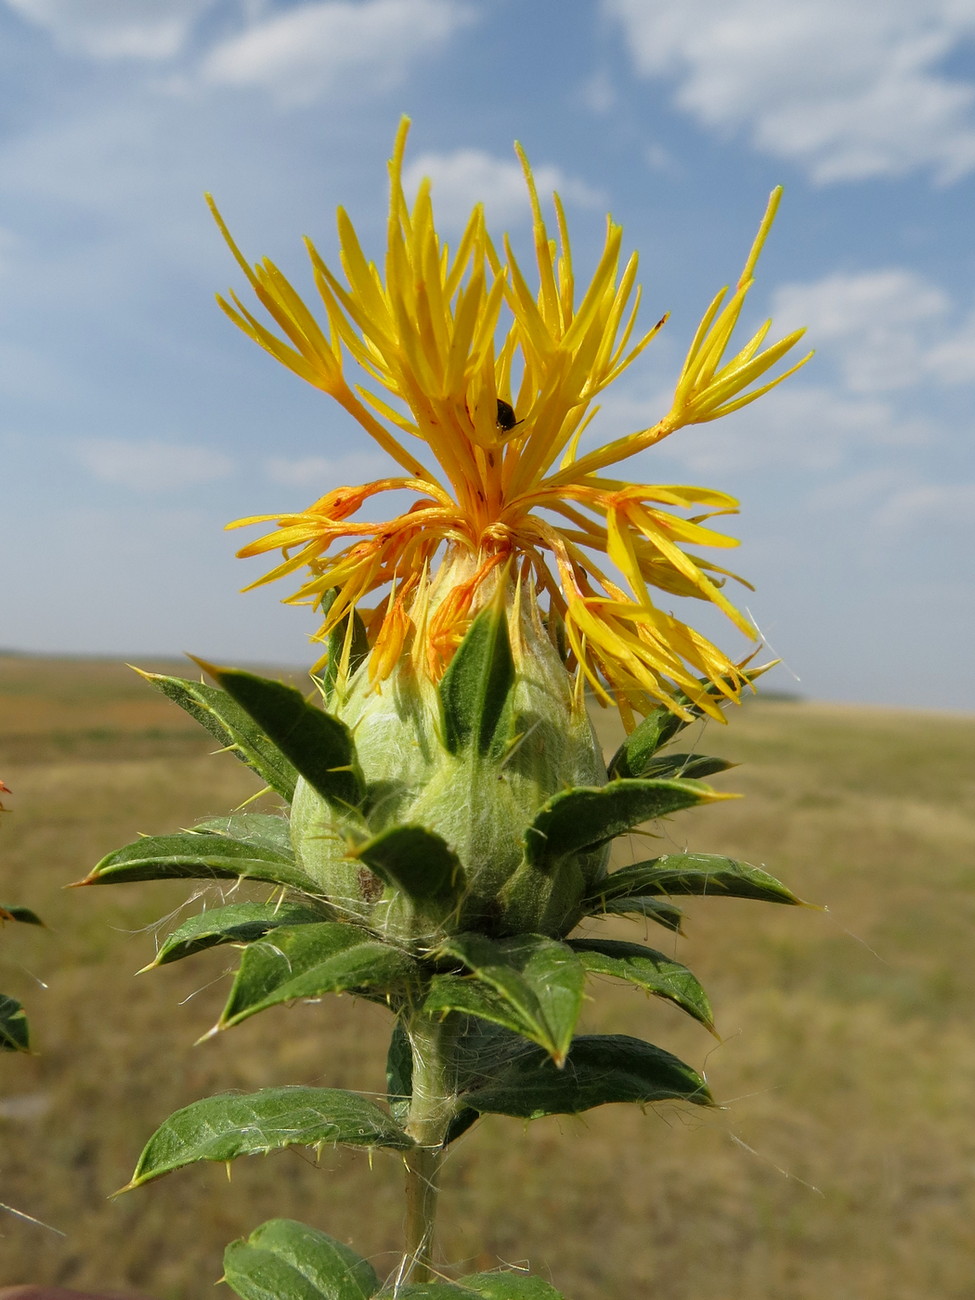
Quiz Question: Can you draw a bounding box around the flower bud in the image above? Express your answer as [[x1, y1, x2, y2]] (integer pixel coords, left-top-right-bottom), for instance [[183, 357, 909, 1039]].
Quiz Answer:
[[290, 598, 608, 948]]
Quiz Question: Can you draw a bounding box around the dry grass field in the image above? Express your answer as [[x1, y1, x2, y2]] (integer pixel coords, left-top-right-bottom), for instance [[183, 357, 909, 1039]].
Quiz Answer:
[[1, 653, 973, 1298]]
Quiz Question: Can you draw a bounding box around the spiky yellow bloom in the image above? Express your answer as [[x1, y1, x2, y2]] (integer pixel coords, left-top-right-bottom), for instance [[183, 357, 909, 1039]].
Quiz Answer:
[[211, 120, 808, 725]]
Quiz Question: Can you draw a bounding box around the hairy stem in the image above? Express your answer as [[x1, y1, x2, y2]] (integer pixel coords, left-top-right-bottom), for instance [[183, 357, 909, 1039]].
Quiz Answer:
[[402, 1012, 458, 1282], [403, 1142, 444, 1283]]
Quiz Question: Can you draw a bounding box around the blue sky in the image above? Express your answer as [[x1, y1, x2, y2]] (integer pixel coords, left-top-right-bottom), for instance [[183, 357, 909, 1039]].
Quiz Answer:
[[1, 0, 973, 711]]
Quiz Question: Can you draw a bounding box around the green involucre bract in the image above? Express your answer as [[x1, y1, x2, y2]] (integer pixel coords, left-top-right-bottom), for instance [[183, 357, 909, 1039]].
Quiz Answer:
[[291, 609, 607, 946]]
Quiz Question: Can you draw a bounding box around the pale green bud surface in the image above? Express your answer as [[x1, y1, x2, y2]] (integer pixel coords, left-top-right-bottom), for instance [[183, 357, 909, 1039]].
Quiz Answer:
[[290, 606, 608, 948]]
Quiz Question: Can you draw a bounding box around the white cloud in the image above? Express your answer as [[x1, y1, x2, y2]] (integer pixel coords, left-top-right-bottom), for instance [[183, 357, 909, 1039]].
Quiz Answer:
[[264, 450, 391, 490], [529, 259, 973, 495], [622, 381, 933, 481], [3, 0, 214, 60], [772, 269, 975, 392], [200, 0, 475, 107], [873, 480, 975, 556], [870, 480, 975, 535], [265, 454, 336, 489], [925, 312, 975, 384], [578, 312, 935, 480], [581, 68, 618, 115], [772, 270, 950, 392], [643, 142, 676, 173], [550, 337, 932, 488], [605, 0, 975, 183], [401, 148, 604, 229], [75, 437, 234, 491], [804, 466, 909, 512]]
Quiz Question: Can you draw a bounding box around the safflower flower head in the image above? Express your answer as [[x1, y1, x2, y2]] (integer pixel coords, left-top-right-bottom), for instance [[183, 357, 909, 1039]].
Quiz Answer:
[[210, 119, 809, 728]]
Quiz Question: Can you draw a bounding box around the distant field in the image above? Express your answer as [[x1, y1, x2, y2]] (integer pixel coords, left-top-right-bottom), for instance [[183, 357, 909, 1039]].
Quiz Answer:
[[1, 654, 973, 1299]]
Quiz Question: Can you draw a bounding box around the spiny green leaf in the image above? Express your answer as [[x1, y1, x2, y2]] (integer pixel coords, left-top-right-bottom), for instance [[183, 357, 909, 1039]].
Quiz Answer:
[[196, 662, 364, 810], [77, 830, 318, 893], [460, 1033, 713, 1120], [194, 813, 294, 858], [567, 937, 714, 1031], [607, 706, 684, 779], [147, 902, 326, 968], [377, 1286, 481, 1299], [123, 1087, 414, 1189], [430, 934, 584, 1064], [457, 1274, 566, 1299], [630, 753, 734, 781], [439, 604, 515, 756], [525, 778, 726, 870], [353, 825, 464, 907], [585, 894, 684, 932], [384, 1285, 564, 1300], [136, 670, 298, 801], [440, 1018, 515, 1145], [0, 995, 30, 1052], [426, 976, 570, 1064], [223, 1219, 379, 1300], [587, 852, 805, 907], [608, 665, 771, 778], [385, 1020, 413, 1126], [217, 922, 417, 1030], [0, 905, 43, 927]]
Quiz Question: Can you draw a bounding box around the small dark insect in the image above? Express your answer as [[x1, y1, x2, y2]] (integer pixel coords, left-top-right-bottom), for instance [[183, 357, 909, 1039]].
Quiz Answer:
[[496, 398, 519, 432]]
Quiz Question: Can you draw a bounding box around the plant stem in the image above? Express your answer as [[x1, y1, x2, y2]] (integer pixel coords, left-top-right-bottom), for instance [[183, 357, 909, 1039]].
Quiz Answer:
[[402, 1011, 456, 1282], [403, 1142, 443, 1283]]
